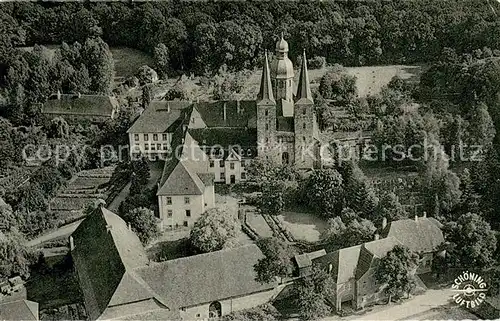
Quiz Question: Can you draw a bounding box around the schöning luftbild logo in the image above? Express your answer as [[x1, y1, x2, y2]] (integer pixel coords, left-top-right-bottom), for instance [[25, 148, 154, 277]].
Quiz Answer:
[[451, 271, 488, 308]]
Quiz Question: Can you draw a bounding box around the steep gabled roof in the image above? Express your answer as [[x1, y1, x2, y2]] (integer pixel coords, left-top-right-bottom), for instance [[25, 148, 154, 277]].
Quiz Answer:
[[157, 161, 205, 196], [42, 94, 118, 117], [107, 271, 163, 308], [355, 237, 402, 280], [134, 244, 277, 309], [295, 50, 313, 105], [187, 105, 208, 129], [0, 300, 39, 321], [381, 217, 444, 253], [257, 51, 275, 105], [127, 101, 191, 133], [71, 207, 149, 320], [313, 245, 362, 284]]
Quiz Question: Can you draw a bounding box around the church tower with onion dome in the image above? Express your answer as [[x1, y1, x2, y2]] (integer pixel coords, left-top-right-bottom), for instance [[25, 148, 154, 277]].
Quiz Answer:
[[271, 33, 294, 103], [256, 34, 320, 168]]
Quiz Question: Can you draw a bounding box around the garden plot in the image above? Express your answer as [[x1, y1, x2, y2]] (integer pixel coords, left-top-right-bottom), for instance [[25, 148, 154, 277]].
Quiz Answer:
[[49, 166, 116, 223]]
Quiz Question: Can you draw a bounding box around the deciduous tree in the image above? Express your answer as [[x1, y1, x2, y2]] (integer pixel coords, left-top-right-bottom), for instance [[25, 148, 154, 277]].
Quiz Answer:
[[189, 207, 239, 253], [375, 245, 419, 303], [254, 237, 294, 284], [122, 207, 159, 245]]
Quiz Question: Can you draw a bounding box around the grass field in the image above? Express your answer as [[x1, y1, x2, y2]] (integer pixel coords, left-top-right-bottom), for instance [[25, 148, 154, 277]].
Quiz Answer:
[[277, 210, 328, 243], [110, 47, 154, 80], [238, 64, 424, 100]]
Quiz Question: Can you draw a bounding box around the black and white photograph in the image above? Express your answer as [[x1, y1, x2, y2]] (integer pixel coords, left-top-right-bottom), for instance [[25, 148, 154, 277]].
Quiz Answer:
[[0, 0, 499, 320]]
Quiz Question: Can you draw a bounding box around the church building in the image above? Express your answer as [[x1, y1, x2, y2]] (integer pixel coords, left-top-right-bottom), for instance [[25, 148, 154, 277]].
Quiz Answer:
[[127, 35, 323, 228]]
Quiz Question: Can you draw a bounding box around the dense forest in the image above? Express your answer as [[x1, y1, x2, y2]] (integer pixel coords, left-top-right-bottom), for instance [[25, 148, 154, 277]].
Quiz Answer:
[[1, 0, 500, 77]]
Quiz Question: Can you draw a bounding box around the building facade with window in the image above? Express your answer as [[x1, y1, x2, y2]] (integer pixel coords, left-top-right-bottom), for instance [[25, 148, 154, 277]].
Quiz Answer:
[[127, 35, 323, 184], [156, 131, 215, 229], [71, 207, 286, 321]]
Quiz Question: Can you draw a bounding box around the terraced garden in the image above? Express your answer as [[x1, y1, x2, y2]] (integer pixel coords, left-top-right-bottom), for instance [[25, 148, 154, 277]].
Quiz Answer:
[[49, 166, 127, 224]]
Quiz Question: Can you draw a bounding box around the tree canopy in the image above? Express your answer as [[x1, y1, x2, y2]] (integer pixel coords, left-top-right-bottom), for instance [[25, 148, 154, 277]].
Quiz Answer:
[[189, 207, 239, 253]]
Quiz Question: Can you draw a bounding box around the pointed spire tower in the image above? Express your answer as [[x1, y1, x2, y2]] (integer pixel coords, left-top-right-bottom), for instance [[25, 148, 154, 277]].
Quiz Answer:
[[294, 49, 318, 169], [296, 49, 313, 104], [257, 50, 275, 104], [256, 50, 277, 163]]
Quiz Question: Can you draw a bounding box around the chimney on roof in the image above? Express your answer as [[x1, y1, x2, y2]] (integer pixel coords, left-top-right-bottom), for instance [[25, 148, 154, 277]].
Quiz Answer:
[[77, 92, 81, 99], [414, 215, 418, 222], [223, 102, 227, 122], [328, 264, 333, 273], [382, 217, 387, 230], [237, 100, 242, 114], [106, 224, 113, 232], [423, 211, 427, 218], [167, 102, 170, 112], [69, 236, 74, 251], [57, 90, 61, 100], [127, 222, 132, 231], [374, 233, 380, 240]]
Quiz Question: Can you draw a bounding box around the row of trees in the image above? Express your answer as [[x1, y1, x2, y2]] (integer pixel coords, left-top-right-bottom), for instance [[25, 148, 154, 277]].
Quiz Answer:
[[2, 1, 500, 74]]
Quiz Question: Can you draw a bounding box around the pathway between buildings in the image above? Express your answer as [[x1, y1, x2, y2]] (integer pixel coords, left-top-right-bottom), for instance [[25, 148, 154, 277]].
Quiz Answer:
[[26, 219, 83, 247], [321, 288, 455, 321]]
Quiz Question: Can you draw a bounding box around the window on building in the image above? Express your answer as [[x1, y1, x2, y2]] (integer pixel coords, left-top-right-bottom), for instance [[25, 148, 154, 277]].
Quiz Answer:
[[302, 108, 306, 115], [265, 123, 269, 130], [210, 160, 214, 167], [162, 133, 168, 141], [153, 134, 158, 141], [151, 144, 156, 151], [145, 144, 149, 150], [230, 162, 235, 170], [166, 197, 172, 205], [183, 221, 188, 227], [167, 210, 173, 217], [241, 172, 246, 179], [186, 209, 191, 217], [220, 160, 224, 167], [303, 136, 306, 142], [303, 123, 306, 129], [265, 110, 268, 116], [157, 144, 161, 150], [220, 172, 224, 180], [181, 307, 186, 312], [134, 134, 139, 141], [184, 197, 190, 204], [163, 144, 169, 150], [144, 134, 149, 140]]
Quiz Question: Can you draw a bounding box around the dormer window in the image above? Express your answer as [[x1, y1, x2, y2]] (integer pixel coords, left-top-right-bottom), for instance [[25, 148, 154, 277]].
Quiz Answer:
[[265, 110, 268, 116], [302, 108, 307, 115]]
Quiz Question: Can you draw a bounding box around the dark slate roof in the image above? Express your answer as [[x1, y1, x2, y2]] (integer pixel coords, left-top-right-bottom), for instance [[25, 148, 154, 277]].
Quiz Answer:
[[134, 244, 277, 309], [381, 217, 444, 253], [71, 207, 149, 320], [257, 52, 275, 105], [188, 128, 257, 148], [0, 300, 39, 321], [295, 51, 313, 104], [127, 101, 191, 133], [194, 101, 257, 128], [42, 94, 118, 117]]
